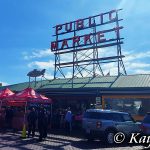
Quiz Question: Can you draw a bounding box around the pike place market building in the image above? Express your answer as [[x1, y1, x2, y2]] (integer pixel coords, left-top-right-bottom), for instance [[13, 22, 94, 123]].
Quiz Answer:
[[1, 74, 150, 121]]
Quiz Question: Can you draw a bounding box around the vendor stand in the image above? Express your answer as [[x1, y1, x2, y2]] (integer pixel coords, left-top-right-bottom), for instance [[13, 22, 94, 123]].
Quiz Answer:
[[0, 88, 15, 128], [0, 88, 15, 109], [2, 87, 52, 130]]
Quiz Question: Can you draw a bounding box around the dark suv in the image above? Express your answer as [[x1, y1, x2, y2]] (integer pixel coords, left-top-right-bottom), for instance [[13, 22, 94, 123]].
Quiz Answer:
[[140, 113, 150, 135], [82, 109, 140, 144]]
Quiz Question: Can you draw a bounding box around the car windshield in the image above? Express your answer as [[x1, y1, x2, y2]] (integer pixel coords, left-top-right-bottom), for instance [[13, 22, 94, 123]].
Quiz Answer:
[[83, 112, 112, 120], [143, 115, 150, 124], [111, 113, 134, 122], [122, 114, 134, 122]]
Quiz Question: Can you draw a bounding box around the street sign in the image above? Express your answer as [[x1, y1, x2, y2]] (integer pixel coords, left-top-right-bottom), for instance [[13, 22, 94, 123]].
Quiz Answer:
[[96, 97, 102, 105]]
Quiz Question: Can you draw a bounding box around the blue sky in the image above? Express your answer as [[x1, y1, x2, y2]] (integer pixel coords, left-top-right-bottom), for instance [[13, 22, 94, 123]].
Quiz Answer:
[[0, 0, 150, 85]]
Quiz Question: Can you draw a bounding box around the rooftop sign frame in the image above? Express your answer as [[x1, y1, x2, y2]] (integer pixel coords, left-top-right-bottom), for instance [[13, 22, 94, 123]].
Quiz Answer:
[[51, 9, 127, 83]]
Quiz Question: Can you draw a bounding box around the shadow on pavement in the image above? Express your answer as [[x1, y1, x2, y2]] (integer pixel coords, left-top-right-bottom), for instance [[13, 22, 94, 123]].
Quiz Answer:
[[0, 131, 71, 150], [0, 130, 144, 150], [48, 128, 84, 138], [71, 139, 144, 149]]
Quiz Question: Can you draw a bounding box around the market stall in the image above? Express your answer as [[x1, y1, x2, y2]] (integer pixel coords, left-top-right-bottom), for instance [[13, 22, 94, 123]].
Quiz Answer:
[[0, 88, 15, 128], [0, 88, 15, 108], [1, 87, 52, 130]]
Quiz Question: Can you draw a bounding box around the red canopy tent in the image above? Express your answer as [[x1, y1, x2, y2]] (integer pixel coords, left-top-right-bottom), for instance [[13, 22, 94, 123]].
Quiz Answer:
[[0, 88, 15, 98], [0, 88, 15, 108], [5, 88, 53, 130], [0, 88, 15, 128], [6, 87, 52, 106]]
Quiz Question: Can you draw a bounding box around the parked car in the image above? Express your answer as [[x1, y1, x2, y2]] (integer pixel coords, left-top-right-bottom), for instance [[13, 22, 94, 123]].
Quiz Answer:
[[140, 112, 150, 135], [82, 109, 140, 144]]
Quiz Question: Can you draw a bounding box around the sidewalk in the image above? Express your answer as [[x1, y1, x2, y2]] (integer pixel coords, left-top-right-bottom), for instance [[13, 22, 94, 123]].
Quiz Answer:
[[0, 130, 143, 150], [0, 130, 81, 150]]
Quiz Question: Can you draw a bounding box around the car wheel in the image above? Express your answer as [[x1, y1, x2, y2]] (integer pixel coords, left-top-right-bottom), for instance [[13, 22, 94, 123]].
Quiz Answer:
[[106, 130, 115, 144], [85, 132, 93, 141]]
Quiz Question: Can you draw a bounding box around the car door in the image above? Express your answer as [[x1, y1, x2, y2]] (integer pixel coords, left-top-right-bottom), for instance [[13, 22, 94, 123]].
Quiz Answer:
[[112, 113, 132, 135], [83, 112, 100, 134], [122, 114, 140, 133]]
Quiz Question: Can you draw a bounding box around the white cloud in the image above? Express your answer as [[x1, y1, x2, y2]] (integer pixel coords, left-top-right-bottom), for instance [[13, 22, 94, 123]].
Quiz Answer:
[[125, 51, 150, 62], [27, 60, 54, 79], [0, 81, 9, 86], [117, 0, 135, 9], [28, 60, 54, 69], [123, 50, 150, 74], [43, 73, 54, 79], [126, 62, 150, 69], [23, 49, 53, 60], [25, 46, 150, 78], [116, 0, 136, 18], [65, 72, 72, 78], [134, 69, 150, 74], [60, 53, 73, 62], [60, 47, 117, 64], [94, 48, 150, 75]]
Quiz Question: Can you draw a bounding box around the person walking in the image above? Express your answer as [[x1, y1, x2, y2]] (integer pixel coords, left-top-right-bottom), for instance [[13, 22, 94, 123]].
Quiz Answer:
[[38, 106, 48, 141], [27, 107, 37, 138], [5, 106, 14, 130], [64, 107, 72, 134]]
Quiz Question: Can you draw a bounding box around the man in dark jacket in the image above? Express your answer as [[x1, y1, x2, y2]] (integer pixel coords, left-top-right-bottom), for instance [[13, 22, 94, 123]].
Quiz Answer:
[[27, 107, 37, 138], [5, 106, 14, 129], [38, 106, 48, 141]]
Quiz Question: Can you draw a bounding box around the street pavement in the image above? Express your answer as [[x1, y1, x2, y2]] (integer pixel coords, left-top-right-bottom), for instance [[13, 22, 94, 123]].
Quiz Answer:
[[0, 130, 145, 150]]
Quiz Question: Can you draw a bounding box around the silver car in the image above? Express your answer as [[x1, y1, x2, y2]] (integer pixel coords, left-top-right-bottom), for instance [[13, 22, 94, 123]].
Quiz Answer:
[[82, 109, 140, 144]]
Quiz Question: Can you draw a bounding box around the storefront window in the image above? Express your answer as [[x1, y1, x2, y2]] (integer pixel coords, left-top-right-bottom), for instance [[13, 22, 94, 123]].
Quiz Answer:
[[105, 98, 150, 115]]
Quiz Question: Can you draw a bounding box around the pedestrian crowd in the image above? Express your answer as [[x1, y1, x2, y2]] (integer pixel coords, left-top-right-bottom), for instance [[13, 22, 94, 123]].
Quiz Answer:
[[27, 106, 49, 141], [3, 106, 83, 141], [26, 106, 74, 141]]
